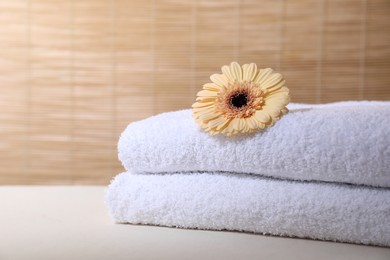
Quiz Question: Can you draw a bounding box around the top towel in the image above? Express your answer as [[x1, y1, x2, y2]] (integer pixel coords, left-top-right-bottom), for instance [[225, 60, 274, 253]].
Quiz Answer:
[[118, 101, 390, 187]]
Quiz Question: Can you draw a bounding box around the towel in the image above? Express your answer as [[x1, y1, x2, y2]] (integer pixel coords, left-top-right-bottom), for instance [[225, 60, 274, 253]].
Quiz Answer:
[[109, 101, 390, 246], [118, 101, 390, 187], [106, 171, 390, 247]]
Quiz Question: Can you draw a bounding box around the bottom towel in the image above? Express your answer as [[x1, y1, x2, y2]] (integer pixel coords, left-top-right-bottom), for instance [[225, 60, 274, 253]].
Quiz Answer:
[[106, 172, 390, 247]]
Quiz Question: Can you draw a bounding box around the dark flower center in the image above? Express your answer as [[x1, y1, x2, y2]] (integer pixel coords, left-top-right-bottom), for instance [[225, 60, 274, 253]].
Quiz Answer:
[[230, 93, 248, 108]]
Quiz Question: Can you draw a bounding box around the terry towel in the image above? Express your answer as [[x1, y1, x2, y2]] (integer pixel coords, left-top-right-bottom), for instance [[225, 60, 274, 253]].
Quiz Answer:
[[118, 101, 390, 187], [106, 172, 390, 247]]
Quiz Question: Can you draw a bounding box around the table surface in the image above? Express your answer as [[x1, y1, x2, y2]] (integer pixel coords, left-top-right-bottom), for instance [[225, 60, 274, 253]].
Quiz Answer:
[[0, 186, 389, 260]]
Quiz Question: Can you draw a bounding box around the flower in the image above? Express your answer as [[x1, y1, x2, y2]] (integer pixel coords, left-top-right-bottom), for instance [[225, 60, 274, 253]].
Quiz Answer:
[[192, 62, 290, 136]]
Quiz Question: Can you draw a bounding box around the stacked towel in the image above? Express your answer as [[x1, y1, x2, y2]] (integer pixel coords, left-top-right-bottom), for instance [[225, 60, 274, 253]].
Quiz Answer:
[[106, 101, 390, 246]]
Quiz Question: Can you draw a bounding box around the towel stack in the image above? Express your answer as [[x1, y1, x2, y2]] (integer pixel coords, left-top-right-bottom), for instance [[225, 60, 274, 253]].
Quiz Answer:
[[106, 101, 390, 246]]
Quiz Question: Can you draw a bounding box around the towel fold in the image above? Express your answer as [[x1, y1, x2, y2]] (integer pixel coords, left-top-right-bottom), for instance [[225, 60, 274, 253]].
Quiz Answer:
[[118, 101, 390, 187], [106, 171, 390, 247]]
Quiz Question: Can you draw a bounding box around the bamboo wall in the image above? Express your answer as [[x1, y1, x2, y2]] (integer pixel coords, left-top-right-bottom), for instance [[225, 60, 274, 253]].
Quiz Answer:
[[1, 0, 389, 184]]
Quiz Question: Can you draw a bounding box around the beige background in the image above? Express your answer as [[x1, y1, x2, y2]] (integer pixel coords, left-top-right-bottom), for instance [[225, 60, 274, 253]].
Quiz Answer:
[[1, 0, 389, 184]]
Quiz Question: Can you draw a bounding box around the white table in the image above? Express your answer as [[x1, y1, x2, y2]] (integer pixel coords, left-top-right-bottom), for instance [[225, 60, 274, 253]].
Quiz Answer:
[[1, 186, 389, 260]]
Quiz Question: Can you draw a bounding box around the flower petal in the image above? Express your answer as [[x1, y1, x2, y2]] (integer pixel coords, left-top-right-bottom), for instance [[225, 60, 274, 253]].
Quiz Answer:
[[264, 90, 290, 107], [232, 118, 246, 132], [254, 110, 271, 124], [203, 83, 222, 91], [262, 105, 283, 119], [216, 118, 231, 131], [245, 116, 258, 130], [254, 68, 273, 85], [198, 111, 221, 123], [197, 89, 218, 97], [281, 107, 289, 115], [192, 101, 214, 108], [242, 63, 258, 81], [196, 96, 216, 102], [267, 86, 289, 96], [241, 118, 250, 132], [229, 117, 242, 132], [210, 73, 228, 87], [221, 65, 236, 82], [230, 62, 243, 81], [208, 116, 228, 129], [257, 122, 266, 129], [263, 79, 285, 92], [260, 73, 284, 91], [265, 92, 289, 103], [193, 106, 214, 118], [222, 120, 236, 135], [208, 130, 218, 136]]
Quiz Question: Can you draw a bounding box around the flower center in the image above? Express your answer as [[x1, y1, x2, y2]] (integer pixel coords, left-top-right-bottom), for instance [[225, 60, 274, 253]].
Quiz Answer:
[[216, 81, 264, 119], [231, 93, 248, 108]]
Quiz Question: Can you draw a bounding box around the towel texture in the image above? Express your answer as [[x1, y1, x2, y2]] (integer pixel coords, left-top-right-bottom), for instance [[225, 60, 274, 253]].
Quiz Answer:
[[118, 101, 390, 187], [106, 172, 390, 247], [109, 101, 390, 246]]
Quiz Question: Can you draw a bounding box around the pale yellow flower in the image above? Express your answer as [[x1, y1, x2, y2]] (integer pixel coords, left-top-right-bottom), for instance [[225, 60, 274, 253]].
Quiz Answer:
[[192, 62, 290, 136]]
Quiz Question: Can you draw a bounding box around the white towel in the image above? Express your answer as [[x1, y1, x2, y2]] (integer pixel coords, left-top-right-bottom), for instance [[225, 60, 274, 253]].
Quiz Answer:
[[118, 101, 390, 187], [106, 172, 390, 247]]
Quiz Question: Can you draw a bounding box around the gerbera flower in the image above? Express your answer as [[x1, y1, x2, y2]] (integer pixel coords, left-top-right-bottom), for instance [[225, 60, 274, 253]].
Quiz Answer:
[[192, 62, 290, 136]]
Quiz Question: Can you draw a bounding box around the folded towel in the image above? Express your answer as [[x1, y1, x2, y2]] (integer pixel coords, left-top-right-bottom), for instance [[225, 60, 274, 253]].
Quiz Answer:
[[106, 172, 390, 247], [118, 101, 390, 187]]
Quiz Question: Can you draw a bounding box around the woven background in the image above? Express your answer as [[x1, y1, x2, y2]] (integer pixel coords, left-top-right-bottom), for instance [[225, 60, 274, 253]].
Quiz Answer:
[[1, 0, 389, 184]]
